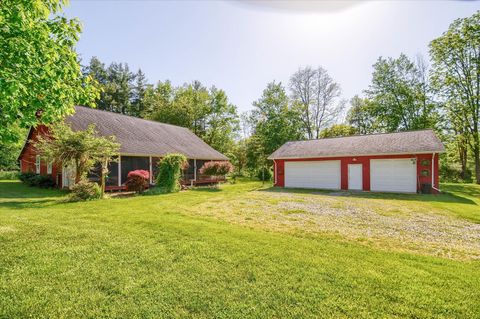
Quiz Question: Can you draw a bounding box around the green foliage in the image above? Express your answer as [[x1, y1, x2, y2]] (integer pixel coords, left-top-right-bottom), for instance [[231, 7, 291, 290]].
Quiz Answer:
[[19, 172, 55, 188], [34, 123, 120, 187], [155, 154, 187, 193], [0, 171, 20, 180], [319, 124, 357, 138], [430, 11, 480, 184], [346, 96, 378, 134], [0, 125, 27, 170], [144, 81, 239, 154], [256, 166, 272, 181], [247, 82, 304, 173], [364, 54, 438, 132], [0, 0, 98, 143], [68, 180, 102, 202]]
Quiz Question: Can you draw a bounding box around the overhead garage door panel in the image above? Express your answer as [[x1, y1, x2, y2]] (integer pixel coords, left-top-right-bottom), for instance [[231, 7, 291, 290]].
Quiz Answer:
[[370, 159, 416, 193], [285, 160, 341, 190]]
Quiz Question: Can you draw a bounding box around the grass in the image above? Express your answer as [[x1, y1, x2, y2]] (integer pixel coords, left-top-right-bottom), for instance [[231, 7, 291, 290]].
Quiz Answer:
[[0, 180, 479, 318]]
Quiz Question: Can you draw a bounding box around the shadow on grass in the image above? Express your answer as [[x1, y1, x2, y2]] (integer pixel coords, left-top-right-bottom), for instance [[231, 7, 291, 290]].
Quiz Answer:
[[261, 186, 477, 205], [0, 181, 66, 209]]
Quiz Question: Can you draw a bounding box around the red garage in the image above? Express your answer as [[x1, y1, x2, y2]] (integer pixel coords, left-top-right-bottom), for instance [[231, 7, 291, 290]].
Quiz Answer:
[[268, 130, 445, 194]]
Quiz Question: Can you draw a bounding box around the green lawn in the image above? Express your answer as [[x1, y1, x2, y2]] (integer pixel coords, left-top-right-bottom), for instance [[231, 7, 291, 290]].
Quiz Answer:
[[0, 180, 479, 318]]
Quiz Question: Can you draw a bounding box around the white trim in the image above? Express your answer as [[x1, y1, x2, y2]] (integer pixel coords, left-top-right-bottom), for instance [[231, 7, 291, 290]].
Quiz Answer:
[[432, 153, 440, 192], [35, 155, 41, 174], [149, 156, 153, 184], [194, 159, 197, 181], [47, 161, 53, 174], [118, 155, 122, 186], [269, 151, 444, 160]]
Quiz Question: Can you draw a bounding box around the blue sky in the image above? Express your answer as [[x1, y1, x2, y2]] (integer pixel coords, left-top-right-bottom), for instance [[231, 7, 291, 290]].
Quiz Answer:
[[66, 0, 479, 114]]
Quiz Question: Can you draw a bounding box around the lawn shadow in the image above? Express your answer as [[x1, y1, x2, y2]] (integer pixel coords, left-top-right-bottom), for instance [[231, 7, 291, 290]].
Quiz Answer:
[[260, 186, 477, 205], [0, 181, 67, 209]]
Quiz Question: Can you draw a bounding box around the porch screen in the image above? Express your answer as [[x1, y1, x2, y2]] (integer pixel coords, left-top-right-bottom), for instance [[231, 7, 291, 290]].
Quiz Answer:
[[121, 156, 149, 185]]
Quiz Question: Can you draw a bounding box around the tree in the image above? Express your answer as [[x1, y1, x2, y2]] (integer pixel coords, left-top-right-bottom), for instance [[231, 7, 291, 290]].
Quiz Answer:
[[346, 96, 378, 134], [130, 69, 149, 117], [430, 11, 480, 183], [247, 82, 304, 175], [0, 0, 98, 142], [0, 125, 27, 170], [320, 124, 357, 138], [365, 54, 437, 132], [289, 66, 344, 139], [204, 87, 239, 154], [34, 123, 120, 195]]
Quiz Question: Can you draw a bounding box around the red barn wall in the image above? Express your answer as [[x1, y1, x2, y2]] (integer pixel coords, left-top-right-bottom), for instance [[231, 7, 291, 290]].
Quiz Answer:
[[19, 125, 62, 187], [273, 153, 440, 193]]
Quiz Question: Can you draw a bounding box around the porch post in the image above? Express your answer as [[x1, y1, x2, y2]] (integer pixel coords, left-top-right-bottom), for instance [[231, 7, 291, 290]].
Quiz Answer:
[[149, 156, 153, 184], [194, 159, 197, 181], [118, 155, 122, 187]]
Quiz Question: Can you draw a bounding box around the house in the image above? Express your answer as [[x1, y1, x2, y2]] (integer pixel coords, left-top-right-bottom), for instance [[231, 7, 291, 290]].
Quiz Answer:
[[268, 130, 445, 194], [18, 106, 229, 190]]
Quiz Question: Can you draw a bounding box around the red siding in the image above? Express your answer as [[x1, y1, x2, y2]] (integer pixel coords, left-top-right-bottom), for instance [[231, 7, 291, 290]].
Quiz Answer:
[[19, 125, 62, 187], [273, 153, 440, 193]]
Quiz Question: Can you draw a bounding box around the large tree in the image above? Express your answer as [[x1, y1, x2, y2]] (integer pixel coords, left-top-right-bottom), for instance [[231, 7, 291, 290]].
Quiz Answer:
[[289, 66, 344, 139], [346, 96, 378, 134], [430, 11, 480, 183], [365, 54, 437, 132], [0, 0, 97, 142]]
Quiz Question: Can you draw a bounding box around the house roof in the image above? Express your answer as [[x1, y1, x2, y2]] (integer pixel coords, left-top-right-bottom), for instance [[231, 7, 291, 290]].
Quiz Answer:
[[65, 106, 228, 160], [268, 129, 445, 160]]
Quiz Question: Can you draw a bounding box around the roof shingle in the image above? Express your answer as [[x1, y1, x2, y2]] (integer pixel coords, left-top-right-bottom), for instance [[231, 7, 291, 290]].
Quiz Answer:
[[65, 106, 228, 160], [268, 130, 444, 159]]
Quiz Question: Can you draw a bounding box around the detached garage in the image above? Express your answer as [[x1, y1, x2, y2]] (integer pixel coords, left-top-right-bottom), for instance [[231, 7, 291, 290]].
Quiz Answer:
[[268, 130, 445, 194]]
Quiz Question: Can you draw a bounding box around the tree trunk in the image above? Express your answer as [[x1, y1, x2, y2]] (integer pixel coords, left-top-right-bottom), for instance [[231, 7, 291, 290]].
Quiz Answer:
[[100, 160, 107, 198], [474, 145, 480, 184], [458, 141, 468, 180]]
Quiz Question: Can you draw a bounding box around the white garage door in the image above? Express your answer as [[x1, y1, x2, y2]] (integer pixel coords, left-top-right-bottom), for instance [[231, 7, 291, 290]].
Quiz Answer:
[[370, 159, 417, 193], [285, 161, 341, 189]]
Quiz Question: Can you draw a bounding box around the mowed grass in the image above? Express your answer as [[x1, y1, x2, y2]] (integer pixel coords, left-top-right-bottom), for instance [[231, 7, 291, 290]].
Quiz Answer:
[[0, 180, 479, 318]]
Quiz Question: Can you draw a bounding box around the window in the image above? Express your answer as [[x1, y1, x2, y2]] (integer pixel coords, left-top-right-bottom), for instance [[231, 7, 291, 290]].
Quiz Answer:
[[47, 161, 53, 174], [35, 155, 41, 174]]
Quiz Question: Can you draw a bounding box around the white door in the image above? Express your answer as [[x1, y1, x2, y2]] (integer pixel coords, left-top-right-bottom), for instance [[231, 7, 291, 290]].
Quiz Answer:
[[348, 164, 363, 190], [370, 159, 417, 193], [285, 160, 341, 190], [62, 165, 76, 189]]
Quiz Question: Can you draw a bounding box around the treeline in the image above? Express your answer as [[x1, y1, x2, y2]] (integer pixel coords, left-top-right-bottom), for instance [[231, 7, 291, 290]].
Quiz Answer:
[[244, 11, 480, 184], [81, 58, 239, 154]]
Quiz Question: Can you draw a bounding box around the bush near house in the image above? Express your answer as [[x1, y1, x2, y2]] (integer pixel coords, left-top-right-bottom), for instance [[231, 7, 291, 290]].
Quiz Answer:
[[19, 172, 55, 188], [0, 170, 20, 180], [155, 154, 188, 193], [68, 180, 102, 202], [199, 161, 233, 177], [126, 170, 150, 193], [256, 166, 272, 181]]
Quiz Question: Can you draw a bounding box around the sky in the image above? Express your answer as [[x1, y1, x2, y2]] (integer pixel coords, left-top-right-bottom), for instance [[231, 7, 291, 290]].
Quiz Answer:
[[65, 0, 479, 114]]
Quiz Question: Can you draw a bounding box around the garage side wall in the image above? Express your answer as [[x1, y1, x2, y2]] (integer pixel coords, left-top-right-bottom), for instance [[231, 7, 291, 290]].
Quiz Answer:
[[273, 153, 439, 193]]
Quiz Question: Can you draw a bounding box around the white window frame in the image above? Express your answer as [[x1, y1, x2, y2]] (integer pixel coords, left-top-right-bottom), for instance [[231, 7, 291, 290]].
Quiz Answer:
[[35, 155, 41, 174], [47, 161, 53, 175]]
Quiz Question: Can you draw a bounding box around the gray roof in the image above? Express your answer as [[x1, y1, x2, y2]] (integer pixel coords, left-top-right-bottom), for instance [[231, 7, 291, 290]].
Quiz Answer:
[[65, 106, 228, 160], [268, 130, 445, 159]]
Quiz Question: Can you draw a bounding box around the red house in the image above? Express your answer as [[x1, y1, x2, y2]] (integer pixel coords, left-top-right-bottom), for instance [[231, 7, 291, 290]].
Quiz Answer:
[[268, 130, 445, 194], [18, 106, 228, 190]]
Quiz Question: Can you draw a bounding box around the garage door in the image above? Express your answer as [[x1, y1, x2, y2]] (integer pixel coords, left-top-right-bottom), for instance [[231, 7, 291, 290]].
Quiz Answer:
[[285, 161, 341, 189], [370, 159, 417, 193]]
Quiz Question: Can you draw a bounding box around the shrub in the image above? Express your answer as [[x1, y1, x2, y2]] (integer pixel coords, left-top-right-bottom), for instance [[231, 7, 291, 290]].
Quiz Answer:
[[126, 170, 150, 193], [19, 172, 36, 184], [19, 172, 55, 188], [0, 170, 20, 180], [156, 154, 188, 193], [199, 161, 233, 177], [256, 167, 272, 181], [68, 180, 102, 201]]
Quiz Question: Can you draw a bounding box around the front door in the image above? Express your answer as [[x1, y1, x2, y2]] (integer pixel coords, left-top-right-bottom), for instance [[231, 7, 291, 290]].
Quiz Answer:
[[348, 164, 363, 190]]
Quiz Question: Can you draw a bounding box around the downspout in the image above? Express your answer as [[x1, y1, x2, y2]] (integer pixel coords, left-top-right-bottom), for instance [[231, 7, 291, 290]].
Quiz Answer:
[[431, 152, 441, 193]]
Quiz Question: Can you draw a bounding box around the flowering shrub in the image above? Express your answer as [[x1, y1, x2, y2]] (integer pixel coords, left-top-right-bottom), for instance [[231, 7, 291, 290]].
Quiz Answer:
[[199, 161, 233, 177], [126, 170, 150, 193]]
